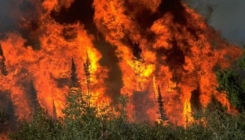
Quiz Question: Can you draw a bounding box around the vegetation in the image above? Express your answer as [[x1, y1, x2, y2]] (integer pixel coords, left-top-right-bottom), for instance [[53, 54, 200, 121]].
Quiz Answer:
[[4, 47, 245, 140], [216, 46, 245, 111], [7, 88, 245, 140]]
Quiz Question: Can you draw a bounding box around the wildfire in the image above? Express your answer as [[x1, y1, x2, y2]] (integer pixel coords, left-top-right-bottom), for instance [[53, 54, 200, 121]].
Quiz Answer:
[[0, 0, 242, 126]]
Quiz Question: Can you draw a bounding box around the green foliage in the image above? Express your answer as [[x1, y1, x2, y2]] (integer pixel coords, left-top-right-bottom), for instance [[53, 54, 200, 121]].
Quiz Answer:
[[216, 69, 244, 110], [216, 46, 245, 111], [9, 108, 61, 140], [238, 46, 245, 71], [203, 108, 245, 140], [59, 89, 102, 140], [7, 84, 245, 140], [117, 94, 129, 120]]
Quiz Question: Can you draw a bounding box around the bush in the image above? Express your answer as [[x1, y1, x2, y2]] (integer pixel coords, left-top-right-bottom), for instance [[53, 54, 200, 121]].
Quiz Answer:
[[8, 88, 245, 140]]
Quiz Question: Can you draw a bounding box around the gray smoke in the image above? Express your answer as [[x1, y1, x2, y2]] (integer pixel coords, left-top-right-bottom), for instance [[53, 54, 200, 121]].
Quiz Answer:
[[184, 0, 245, 47], [0, 0, 40, 34], [0, 0, 18, 33]]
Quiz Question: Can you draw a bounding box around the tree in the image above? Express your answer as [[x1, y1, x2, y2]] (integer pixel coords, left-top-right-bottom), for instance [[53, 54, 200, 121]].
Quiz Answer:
[[216, 46, 245, 111], [70, 58, 80, 88], [52, 101, 57, 121], [8, 108, 61, 140], [60, 88, 102, 140], [84, 52, 91, 96], [29, 80, 40, 114], [0, 45, 8, 76], [156, 86, 167, 122]]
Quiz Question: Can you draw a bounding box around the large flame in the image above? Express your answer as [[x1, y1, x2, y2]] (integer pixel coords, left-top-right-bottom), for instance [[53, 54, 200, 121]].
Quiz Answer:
[[0, 0, 242, 126]]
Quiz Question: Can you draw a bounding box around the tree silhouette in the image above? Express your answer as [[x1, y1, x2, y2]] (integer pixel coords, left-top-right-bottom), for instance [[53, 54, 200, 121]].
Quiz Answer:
[[0, 45, 8, 76], [156, 86, 167, 122], [52, 101, 57, 121], [70, 58, 80, 88], [84, 52, 91, 96], [29, 80, 40, 114]]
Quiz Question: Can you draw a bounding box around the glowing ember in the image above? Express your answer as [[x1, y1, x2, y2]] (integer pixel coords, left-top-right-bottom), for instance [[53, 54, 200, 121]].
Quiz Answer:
[[0, 0, 242, 126]]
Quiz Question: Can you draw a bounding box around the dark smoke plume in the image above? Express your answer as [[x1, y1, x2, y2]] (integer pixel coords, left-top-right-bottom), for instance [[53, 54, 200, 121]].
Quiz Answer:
[[0, 0, 41, 50], [184, 0, 245, 46]]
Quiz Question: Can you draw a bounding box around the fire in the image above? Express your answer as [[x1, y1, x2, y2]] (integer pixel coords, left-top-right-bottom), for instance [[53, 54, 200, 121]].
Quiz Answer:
[[183, 100, 194, 126], [0, 0, 242, 126]]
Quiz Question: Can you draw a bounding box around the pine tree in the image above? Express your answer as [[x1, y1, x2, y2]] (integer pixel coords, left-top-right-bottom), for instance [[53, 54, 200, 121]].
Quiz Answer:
[[52, 101, 57, 121], [29, 80, 40, 114], [157, 86, 167, 122], [206, 95, 226, 113], [153, 77, 167, 122], [0, 45, 8, 76], [216, 46, 245, 111], [62, 89, 101, 140], [83, 52, 91, 96], [70, 58, 80, 88]]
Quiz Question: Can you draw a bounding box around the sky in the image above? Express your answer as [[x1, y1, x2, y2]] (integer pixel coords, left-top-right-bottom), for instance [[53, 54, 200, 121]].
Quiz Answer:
[[184, 0, 245, 47]]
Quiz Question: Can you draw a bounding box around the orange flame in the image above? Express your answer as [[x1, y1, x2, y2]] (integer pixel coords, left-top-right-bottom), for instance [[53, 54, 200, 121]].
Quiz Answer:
[[0, 0, 242, 126]]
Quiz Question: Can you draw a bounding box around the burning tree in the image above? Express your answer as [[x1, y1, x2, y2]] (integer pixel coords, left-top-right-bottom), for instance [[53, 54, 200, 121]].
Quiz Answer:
[[29, 80, 40, 115], [70, 58, 80, 88], [153, 76, 168, 123], [52, 101, 57, 121], [156, 86, 167, 122], [0, 45, 8, 76], [216, 47, 245, 112], [84, 52, 91, 97]]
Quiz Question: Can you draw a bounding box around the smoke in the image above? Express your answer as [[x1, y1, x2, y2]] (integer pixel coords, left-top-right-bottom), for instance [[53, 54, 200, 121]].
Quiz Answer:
[[184, 0, 245, 46], [0, 0, 40, 32], [0, 0, 42, 50]]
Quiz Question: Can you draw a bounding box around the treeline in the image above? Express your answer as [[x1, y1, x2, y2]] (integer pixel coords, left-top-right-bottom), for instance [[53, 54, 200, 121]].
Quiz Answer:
[[4, 88, 245, 140], [2, 47, 245, 139]]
